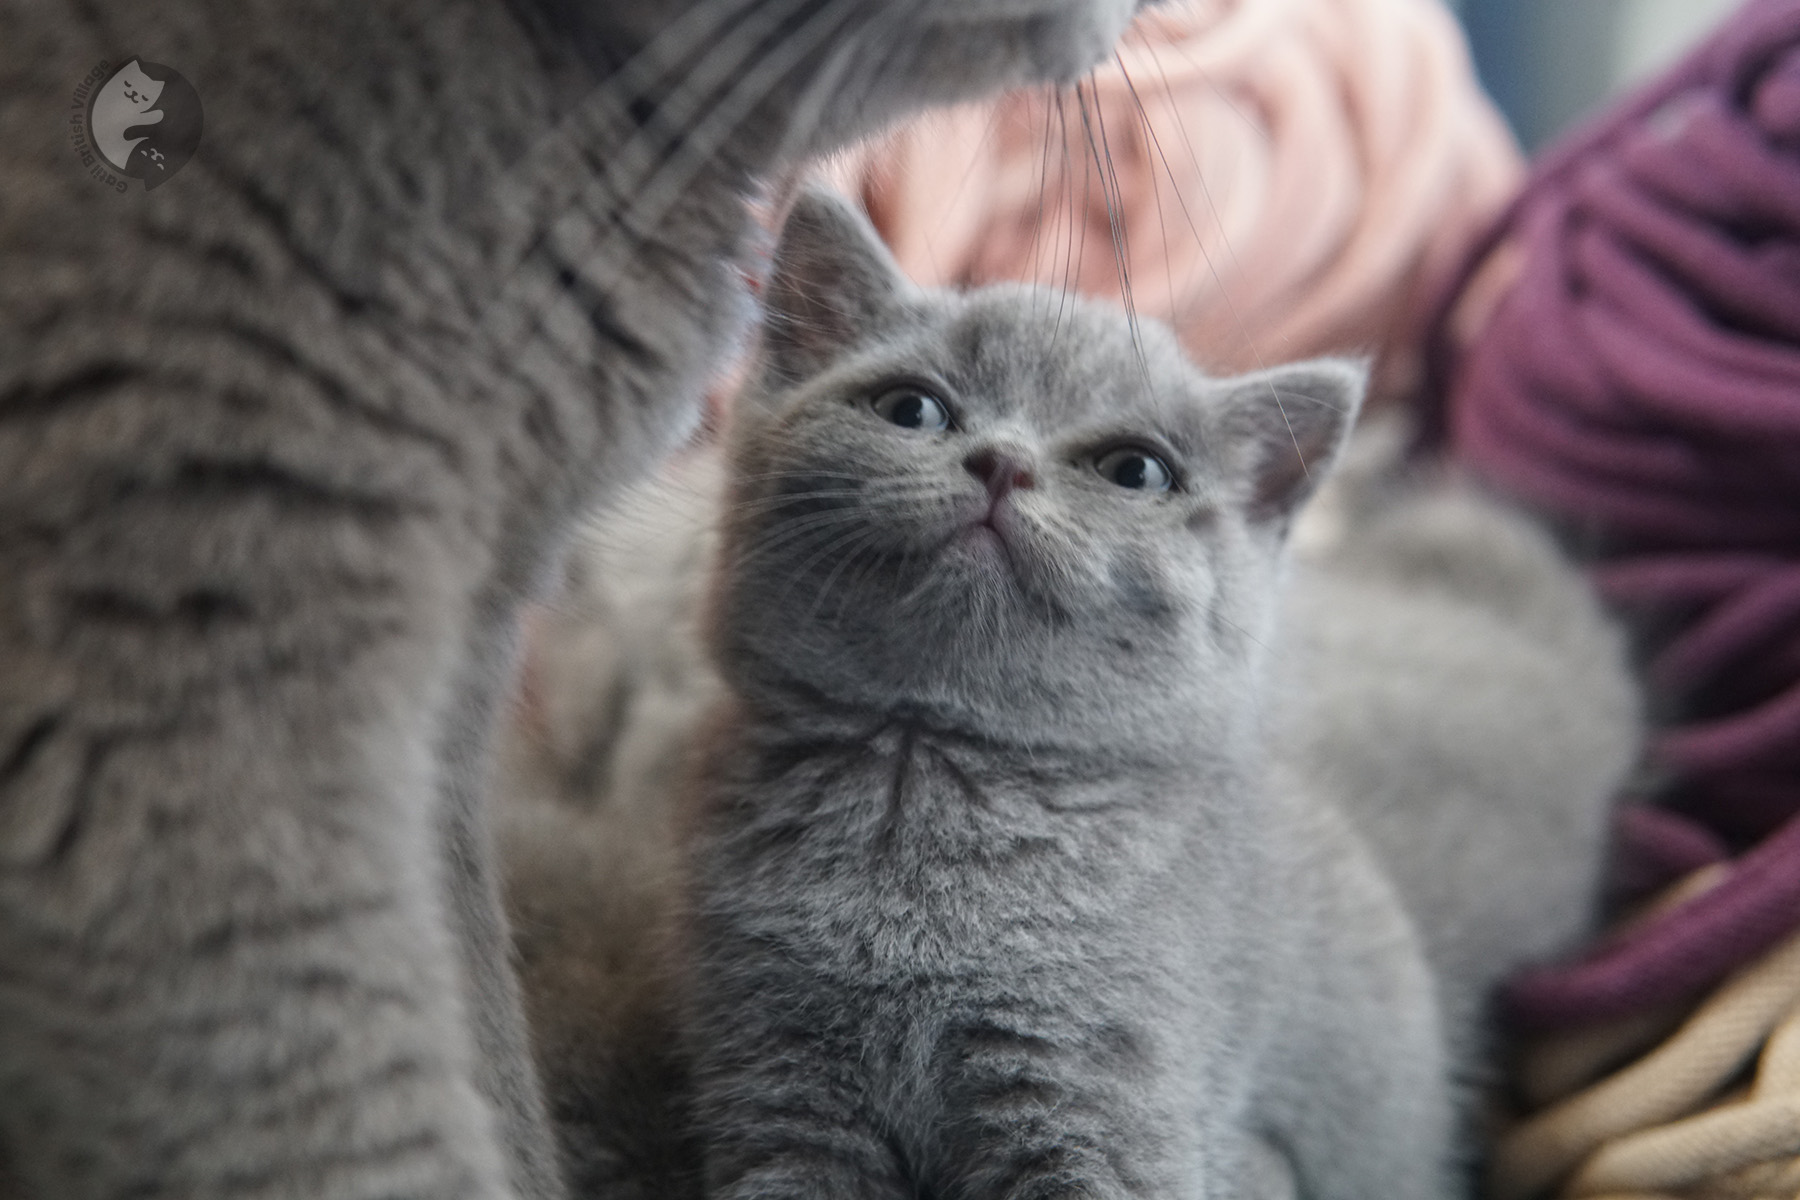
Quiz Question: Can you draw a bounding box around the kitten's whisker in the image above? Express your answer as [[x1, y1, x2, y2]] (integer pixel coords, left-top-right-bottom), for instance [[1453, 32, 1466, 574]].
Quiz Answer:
[[729, 467, 865, 487], [769, 522, 885, 613], [836, 538, 899, 611], [803, 528, 886, 623], [732, 509, 866, 566], [727, 489, 870, 514]]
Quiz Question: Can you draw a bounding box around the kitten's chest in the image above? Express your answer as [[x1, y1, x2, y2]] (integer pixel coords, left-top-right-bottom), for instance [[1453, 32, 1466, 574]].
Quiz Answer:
[[702, 727, 1211, 978]]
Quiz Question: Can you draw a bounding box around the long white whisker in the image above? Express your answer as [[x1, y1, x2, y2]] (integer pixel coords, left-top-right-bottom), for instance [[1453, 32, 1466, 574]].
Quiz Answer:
[[1132, 39, 1304, 471]]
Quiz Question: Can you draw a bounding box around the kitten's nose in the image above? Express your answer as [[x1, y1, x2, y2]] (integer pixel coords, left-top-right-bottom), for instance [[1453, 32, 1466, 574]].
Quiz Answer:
[[964, 448, 1036, 500]]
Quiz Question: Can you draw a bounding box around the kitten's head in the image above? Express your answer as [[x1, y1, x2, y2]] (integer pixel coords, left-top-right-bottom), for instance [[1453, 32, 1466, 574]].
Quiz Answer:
[[714, 189, 1363, 754]]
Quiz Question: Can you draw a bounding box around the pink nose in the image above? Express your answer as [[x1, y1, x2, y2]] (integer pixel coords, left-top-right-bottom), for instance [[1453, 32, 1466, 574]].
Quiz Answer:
[[964, 448, 1035, 500]]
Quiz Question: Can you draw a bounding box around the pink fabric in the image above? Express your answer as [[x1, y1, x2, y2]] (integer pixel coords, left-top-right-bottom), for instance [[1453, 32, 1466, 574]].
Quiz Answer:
[[828, 0, 1522, 400], [1427, 0, 1800, 1030]]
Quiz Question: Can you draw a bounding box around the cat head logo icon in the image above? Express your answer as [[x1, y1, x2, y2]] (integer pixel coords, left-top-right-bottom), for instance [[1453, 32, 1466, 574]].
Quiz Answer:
[[81, 59, 203, 191]]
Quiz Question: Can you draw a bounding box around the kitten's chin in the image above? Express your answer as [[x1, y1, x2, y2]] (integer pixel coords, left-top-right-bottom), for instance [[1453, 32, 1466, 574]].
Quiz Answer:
[[953, 522, 1016, 570]]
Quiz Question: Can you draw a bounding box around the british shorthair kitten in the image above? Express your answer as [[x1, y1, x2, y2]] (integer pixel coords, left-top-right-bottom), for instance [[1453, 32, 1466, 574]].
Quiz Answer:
[[680, 188, 1459, 1200], [503, 187, 1639, 1197]]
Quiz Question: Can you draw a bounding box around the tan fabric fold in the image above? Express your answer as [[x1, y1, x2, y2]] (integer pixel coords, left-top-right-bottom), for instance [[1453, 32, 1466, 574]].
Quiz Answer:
[[1491, 928, 1800, 1200], [1565, 1095, 1800, 1195]]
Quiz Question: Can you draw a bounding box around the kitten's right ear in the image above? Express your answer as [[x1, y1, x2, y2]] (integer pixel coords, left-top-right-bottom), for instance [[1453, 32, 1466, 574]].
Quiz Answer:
[[761, 187, 909, 383], [1213, 357, 1366, 525]]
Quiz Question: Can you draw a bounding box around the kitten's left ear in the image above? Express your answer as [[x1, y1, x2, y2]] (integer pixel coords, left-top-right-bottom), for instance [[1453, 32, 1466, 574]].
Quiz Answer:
[[1214, 358, 1366, 524], [761, 186, 910, 383]]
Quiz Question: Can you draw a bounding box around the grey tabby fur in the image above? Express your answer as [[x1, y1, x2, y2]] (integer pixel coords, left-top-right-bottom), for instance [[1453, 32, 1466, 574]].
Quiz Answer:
[[498, 192, 1640, 1198], [0, 1, 1146, 1195]]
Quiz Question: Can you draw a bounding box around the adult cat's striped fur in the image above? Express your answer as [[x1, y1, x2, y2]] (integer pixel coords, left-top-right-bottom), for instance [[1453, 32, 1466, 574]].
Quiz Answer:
[[0, 1, 1143, 1195]]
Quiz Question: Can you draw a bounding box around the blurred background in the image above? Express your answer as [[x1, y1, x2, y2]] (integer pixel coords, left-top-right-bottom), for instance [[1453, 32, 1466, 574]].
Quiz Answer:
[[1454, 0, 1739, 148]]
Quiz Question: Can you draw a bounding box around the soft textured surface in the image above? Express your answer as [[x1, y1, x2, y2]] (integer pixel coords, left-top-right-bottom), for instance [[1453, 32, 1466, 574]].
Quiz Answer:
[[825, 0, 1522, 401], [1426, 0, 1800, 1033]]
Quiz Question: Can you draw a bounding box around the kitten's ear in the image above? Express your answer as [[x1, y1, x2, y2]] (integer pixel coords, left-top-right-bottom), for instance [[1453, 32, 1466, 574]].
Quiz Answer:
[[762, 187, 909, 382], [1214, 358, 1366, 524]]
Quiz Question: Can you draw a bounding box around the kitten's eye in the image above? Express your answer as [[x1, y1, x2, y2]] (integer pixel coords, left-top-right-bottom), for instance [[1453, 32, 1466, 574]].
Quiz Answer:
[[872, 387, 951, 432], [1095, 447, 1174, 492]]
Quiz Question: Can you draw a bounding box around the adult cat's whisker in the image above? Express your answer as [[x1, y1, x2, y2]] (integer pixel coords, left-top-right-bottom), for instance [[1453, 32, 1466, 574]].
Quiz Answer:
[[1134, 41, 1248, 333], [1027, 86, 1060, 309], [1054, 87, 1084, 343], [1127, 39, 1306, 471], [615, 0, 864, 247], [471, 0, 781, 306], [1076, 75, 1147, 383], [583, 0, 808, 193], [605, 0, 817, 200], [476, 0, 835, 365], [767, 0, 910, 169], [592, 0, 764, 137], [1113, 53, 1182, 326]]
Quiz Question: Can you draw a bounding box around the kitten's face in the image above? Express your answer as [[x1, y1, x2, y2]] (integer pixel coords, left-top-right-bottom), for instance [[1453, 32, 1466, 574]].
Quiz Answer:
[[715, 193, 1362, 750]]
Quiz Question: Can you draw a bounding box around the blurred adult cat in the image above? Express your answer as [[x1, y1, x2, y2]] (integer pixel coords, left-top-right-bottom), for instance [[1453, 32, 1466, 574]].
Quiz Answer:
[[0, 1, 1146, 1195]]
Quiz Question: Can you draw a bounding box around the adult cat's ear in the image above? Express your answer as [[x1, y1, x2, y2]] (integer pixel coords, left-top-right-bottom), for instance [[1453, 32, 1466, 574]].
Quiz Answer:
[[762, 187, 909, 383], [1214, 358, 1366, 525]]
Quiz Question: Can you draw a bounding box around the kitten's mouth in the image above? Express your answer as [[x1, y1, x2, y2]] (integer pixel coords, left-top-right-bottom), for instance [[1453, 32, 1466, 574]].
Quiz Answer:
[[952, 504, 1025, 575], [930, 502, 1070, 622]]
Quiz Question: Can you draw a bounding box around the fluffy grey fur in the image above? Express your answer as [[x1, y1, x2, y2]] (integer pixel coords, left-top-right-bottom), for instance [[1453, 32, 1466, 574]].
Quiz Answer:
[[497, 194, 1640, 1198], [678, 191, 1627, 1199], [0, 2, 1145, 1196]]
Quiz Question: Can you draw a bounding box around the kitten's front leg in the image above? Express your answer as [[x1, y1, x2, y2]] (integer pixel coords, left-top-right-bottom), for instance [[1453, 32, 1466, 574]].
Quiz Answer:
[[938, 1013, 1196, 1200], [690, 979, 911, 1200], [695, 1050, 913, 1200]]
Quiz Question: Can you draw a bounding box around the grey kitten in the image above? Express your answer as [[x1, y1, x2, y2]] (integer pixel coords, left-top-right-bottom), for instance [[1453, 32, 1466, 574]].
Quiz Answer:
[[0, 1, 1143, 1196], [502, 252, 1640, 1200], [502, 398, 1640, 1200], [677, 189, 1486, 1200]]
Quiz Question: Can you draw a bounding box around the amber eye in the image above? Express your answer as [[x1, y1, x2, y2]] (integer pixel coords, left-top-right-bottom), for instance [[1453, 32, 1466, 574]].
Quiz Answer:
[[1095, 447, 1174, 492], [872, 387, 951, 432]]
